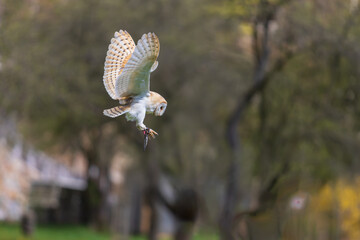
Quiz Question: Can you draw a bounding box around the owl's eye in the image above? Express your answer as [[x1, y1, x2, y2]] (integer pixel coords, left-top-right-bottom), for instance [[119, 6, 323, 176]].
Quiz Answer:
[[160, 106, 164, 110]]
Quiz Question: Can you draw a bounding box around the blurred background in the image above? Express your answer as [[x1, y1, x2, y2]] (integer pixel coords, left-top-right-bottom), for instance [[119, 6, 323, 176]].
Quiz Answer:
[[0, 0, 360, 239]]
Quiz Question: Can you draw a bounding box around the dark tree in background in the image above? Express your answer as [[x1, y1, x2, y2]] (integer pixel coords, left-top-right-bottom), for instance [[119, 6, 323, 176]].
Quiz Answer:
[[1, 0, 360, 239], [219, 1, 295, 239]]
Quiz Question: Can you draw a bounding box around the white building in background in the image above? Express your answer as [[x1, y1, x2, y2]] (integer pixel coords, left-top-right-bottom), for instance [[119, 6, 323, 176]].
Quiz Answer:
[[0, 117, 86, 222], [0, 116, 176, 236]]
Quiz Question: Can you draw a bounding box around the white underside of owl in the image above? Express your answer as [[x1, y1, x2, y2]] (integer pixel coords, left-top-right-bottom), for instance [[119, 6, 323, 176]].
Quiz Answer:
[[125, 94, 152, 129]]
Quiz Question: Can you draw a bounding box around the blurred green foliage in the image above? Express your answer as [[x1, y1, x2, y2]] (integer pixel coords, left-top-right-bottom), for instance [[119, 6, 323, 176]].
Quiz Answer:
[[1, 0, 360, 238]]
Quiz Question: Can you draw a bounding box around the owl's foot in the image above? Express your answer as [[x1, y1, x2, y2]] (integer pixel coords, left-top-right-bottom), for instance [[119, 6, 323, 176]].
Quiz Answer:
[[143, 128, 158, 150], [143, 128, 158, 139]]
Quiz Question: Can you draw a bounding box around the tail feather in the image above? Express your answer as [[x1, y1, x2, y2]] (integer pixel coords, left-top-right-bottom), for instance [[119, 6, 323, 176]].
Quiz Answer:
[[103, 105, 130, 118]]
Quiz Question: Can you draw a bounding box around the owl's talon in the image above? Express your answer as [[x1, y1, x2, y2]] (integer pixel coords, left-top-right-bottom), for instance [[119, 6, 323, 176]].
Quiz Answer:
[[143, 128, 158, 138], [147, 128, 158, 139], [143, 128, 158, 150]]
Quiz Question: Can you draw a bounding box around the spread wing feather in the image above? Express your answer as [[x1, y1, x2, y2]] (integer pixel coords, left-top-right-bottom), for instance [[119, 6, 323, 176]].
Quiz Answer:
[[103, 30, 135, 99], [115, 32, 160, 98]]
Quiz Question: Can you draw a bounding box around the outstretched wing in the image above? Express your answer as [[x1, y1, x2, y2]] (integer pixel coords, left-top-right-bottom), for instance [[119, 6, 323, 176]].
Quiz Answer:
[[115, 32, 160, 98], [103, 30, 136, 99]]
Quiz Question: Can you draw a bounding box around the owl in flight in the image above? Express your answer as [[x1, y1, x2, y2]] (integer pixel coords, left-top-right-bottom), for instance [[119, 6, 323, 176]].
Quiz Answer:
[[102, 30, 167, 139]]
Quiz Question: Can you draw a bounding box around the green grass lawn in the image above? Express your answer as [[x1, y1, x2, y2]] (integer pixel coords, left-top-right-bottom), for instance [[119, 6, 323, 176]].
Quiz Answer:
[[0, 224, 109, 240], [0, 223, 217, 240]]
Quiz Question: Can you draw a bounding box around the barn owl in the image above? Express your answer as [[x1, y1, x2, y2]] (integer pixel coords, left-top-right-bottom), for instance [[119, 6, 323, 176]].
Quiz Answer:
[[102, 30, 167, 139]]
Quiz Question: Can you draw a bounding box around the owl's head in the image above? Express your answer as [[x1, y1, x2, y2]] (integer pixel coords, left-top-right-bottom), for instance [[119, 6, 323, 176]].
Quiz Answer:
[[149, 91, 167, 116]]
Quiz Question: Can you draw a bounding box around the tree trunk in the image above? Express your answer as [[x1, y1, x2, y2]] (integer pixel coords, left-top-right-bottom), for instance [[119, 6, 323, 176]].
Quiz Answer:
[[80, 140, 112, 230], [143, 147, 199, 240], [147, 190, 159, 240], [219, 151, 240, 240], [144, 150, 160, 240], [80, 151, 99, 225], [220, 10, 273, 240]]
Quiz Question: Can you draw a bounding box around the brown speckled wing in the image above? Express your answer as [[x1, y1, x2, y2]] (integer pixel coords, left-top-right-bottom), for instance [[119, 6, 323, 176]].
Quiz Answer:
[[115, 32, 160, 98], [103, 30, 135, 99]]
